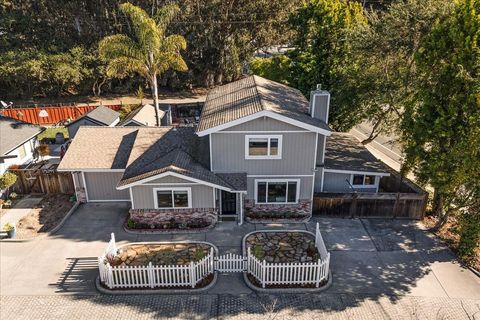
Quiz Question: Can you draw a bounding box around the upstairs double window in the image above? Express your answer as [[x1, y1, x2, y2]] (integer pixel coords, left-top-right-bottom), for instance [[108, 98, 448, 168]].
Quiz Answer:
[[245, 135, 282, 159], [255, 179, 299, 204]]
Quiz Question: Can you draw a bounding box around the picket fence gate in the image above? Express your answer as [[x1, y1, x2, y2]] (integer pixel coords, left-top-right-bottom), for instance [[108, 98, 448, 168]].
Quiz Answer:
[[98, 224, 330, 290]]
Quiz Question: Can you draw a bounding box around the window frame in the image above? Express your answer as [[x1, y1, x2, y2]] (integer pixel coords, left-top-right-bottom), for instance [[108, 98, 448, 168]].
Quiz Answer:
[[350, 174, 378, 188], [245, 135, 283, 160], [254, 179, 300, 204], [152, 187, 192, 209]]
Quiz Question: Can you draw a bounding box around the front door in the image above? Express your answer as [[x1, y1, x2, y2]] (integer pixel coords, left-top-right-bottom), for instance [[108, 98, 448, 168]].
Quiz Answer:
[[221, 191, 237, 215]]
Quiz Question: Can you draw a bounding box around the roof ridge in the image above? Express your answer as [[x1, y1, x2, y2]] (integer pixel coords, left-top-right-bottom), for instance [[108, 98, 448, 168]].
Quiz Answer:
[[251, 75, 267, 111]]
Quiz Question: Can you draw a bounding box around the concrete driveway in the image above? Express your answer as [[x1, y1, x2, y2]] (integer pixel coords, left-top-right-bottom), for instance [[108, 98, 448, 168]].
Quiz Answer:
[[1, 203, 479, 319]]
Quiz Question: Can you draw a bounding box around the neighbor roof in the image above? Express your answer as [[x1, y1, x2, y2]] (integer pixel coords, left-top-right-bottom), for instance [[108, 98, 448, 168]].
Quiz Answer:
[[0, 116, 44, 156], [118, 104, 164, 126], [58, 126, 246, 191], [323, 133, 389, 174], [66, 106, 119, 127], [197, 75, 331, 134]]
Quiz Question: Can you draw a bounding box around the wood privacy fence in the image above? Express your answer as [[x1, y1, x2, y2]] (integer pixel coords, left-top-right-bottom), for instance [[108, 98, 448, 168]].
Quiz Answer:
[[98, 234, 215, 289], [312, 192, 428, 219], [0, 105, 122, 125], [10, 162, 74, 194]]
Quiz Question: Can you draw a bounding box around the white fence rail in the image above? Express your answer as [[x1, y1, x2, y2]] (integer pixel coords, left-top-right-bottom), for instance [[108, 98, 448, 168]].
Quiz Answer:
[[98, 235, 214, 289], [215, 253, 246, 272]]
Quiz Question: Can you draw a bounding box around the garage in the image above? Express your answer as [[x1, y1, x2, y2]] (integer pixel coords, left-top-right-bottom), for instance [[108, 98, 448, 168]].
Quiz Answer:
[[83, 171, 130, 202]]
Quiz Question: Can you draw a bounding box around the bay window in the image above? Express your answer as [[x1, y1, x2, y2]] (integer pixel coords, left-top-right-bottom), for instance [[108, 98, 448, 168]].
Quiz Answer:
[[255, 180, 299, 204]]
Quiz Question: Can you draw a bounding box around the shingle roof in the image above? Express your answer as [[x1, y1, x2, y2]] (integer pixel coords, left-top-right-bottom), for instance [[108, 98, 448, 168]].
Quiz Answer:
[[118, 104, 163, 126], [58, 126, 244, 191], [323, 133, 389, 174], [66, 106, 119, 127], [57, 127, 138, 170], [197, 75, 331, 133], [0, 116, 44, 156]]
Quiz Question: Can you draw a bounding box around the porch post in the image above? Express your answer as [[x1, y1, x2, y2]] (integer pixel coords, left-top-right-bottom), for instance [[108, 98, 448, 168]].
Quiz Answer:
[[238, 192, 244, 225]]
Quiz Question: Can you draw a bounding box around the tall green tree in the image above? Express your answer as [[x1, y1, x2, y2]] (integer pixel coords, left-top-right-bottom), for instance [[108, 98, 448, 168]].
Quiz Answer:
[[287, 0, 366, 98], [332, 0, 453, 140], [99, 3, 187, 125], [401, 0, 480, 223]]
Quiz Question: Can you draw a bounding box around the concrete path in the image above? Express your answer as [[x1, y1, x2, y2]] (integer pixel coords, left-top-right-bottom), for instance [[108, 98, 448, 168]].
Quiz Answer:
[[1, 202, 479, 319], [0, 195, 43, 229]]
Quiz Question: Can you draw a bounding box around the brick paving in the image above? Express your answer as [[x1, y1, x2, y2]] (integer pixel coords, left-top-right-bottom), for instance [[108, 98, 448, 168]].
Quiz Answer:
[[1, 293, 479, 320]]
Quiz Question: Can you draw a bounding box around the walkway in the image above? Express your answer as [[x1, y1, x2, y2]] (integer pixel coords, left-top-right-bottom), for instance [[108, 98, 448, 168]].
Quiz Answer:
[[0, 195, 42, 233], [1, 203, 479, 319]]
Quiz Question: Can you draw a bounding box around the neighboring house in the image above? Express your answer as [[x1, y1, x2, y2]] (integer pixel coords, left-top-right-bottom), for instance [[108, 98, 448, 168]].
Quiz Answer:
[[118, 104, 164, 127], [66, 106, 120, 138], [0, 116, 44, 175], [58, 75, 389, 224]]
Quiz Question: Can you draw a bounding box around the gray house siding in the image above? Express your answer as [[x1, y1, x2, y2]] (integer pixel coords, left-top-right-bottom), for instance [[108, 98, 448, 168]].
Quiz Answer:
[[246, 176, 313, 201], [84, 171, 130, 200], [131, 183, 214, 209], [211, 131, 318, 175], [322, 172, 377, 193], [224, 117, 309, 132], [67, 118, 99, 138]]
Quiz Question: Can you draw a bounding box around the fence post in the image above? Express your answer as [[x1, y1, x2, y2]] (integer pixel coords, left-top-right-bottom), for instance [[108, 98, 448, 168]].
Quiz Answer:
[[190, 261, 196, 288], [111, 233, 116, 252], [262, 259, 266, 288], [315, 259, 322, 288], [107, 264, 114, 289], [210, 248, 214, 274], [147, 262, 154, 288], [247, 247, 251, 272]]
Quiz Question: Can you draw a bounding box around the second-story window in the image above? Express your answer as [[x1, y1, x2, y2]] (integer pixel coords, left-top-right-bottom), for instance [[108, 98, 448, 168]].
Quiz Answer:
[[245, 135, 282, 159]]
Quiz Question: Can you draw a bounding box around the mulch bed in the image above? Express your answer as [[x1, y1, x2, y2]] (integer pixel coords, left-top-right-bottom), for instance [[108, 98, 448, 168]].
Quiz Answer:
[[15, 194, 75, 239], [423, 215, 479, 272]]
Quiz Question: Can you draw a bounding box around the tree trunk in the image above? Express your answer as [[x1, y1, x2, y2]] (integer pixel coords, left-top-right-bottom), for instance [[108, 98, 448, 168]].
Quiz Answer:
[[151, 74, 160, 126], [432, 189, 448, 229]]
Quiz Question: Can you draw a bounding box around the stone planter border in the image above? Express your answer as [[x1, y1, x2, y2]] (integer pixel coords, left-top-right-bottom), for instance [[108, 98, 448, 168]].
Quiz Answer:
[[241, 229, 332, 292]]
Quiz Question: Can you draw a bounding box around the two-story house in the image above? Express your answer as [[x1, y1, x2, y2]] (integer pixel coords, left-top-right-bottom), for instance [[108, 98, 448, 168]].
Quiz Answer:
[[58, 75, 389, 225]]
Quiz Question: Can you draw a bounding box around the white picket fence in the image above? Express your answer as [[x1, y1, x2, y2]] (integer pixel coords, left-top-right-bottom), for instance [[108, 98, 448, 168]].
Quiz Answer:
[[215, 253, 246, 272], [98, 225, 330, 290], [98, 235, 214, 289]]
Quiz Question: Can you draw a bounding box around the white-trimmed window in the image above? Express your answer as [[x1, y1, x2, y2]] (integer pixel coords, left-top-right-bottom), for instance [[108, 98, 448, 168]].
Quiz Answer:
[[153, 187, 192, 209], [18, 143, 27, 159], [255, 179, 300, 204], [351, 174, 377, 187], [245, 135, 282, 159]]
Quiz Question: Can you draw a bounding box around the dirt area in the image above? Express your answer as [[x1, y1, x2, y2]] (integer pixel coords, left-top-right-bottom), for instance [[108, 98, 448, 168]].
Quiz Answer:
[[423, 215, 480, 272], [109, 243, 213, 267], [15, 194, 74, 239]]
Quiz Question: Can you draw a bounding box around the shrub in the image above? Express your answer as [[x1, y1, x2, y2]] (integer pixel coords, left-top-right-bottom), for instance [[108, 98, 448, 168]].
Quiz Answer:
[[9, 192, 17, 199], [192, 248, 206, 262], [0, 172, 17, 190], [36, 144, 50, 157], [3, 223, 14, 231], [252, 244, 265, 259], [127, 218, 136, 229], [458, 212, 480, 263]]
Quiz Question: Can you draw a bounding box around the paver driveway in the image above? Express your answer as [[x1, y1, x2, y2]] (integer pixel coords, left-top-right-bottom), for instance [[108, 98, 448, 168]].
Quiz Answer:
[[1, 203, 479, 319]]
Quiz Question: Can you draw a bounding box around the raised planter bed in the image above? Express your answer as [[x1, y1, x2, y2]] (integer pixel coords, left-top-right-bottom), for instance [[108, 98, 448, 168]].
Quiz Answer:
[[124, 209, 217, 234], [98, 236, 217, 291], [242, 228, 330, 290]]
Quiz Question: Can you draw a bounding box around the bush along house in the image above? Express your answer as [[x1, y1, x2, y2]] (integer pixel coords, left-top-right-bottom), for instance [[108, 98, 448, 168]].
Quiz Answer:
[[58, 76, 389, 229]]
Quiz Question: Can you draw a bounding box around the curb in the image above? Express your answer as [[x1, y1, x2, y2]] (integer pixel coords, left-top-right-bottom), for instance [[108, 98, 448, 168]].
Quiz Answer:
[[242, 270, 333, 293], [0, 201, 80, 243], [95, 272, 218, 295]]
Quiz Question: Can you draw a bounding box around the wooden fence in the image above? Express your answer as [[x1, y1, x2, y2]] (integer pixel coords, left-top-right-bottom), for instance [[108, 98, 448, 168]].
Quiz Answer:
[[98, 234, 214, 289], [312, 192, 428, 219], [10, 162, 74, 194], [0, 105, 122, 125]]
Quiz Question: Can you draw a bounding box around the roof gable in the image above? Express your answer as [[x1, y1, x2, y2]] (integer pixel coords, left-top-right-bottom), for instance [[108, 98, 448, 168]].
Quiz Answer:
[[0, 116, 43, 156], [197, 75, 331, 136], [66, 106, 119, 127]]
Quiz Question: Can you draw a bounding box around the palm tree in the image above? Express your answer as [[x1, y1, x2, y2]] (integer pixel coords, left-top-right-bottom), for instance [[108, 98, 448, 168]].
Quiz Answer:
[[99, 3, 187, 126]]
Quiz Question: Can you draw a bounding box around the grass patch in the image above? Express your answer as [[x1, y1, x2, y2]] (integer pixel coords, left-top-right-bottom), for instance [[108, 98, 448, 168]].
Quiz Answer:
[[38, 127, 69, 140]]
